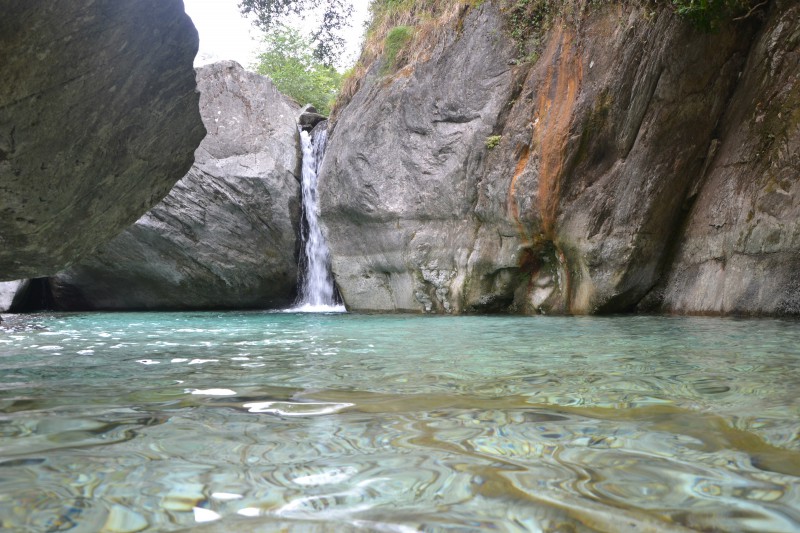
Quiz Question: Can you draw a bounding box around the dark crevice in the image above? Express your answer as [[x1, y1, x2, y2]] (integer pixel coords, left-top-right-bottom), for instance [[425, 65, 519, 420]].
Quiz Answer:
[[13, 278, 55, 312]]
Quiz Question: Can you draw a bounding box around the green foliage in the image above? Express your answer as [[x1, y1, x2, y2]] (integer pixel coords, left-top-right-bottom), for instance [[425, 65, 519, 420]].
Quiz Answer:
[[253, 26, 343, 115], [485, 135, 502, 149], [238, 0, 353, 66], [671, 0, 756, 31], [382, 25, 414, 73], [505, 0, 557, 57]]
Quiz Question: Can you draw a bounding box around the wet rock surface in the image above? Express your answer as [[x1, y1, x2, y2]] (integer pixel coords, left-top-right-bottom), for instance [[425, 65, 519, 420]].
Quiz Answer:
[[0, 280, 29, 312]]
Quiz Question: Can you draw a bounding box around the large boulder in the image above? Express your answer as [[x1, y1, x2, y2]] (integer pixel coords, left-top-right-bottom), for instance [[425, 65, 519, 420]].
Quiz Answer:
[[320, 2, 769, 314], [49, 61, 302, 310], [652, 0, 800, 315], [0, 0, 205, 280]]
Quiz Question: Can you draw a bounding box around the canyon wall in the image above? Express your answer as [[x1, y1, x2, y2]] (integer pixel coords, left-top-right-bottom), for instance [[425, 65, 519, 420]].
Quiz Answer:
[[0, 0, 205, 279], [320, 0, 798, 315], [653, 1, 800, 315], [49, 62, 302, 310]]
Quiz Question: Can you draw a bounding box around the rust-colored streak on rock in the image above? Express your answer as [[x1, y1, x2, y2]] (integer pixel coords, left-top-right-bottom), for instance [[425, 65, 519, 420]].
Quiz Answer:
[[507, 144, 531, 243], [533, 29, 583, 237]]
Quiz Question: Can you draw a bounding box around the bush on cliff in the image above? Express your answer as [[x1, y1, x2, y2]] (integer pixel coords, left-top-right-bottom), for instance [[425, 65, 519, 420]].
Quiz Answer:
[[381, 25, 414, 73], [671, 0, 762, 31]]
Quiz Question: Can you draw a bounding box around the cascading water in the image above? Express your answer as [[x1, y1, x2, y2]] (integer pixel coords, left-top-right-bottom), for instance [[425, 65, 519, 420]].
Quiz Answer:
[[293, 122, 345, 312]]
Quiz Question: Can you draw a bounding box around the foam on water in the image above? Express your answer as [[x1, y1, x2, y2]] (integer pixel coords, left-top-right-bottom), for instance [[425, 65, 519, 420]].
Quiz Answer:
[[285, 303, 347, 314]]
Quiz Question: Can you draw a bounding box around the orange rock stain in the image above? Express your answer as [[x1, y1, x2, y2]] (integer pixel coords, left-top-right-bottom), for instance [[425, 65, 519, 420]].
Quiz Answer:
[[507, 144, 531, 243], [534, 28, 583, 237], [504, 26, 584, 311]]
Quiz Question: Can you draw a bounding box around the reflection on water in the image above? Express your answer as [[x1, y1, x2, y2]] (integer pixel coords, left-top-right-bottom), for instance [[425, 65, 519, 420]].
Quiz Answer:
[[0, 312, 799, 532]]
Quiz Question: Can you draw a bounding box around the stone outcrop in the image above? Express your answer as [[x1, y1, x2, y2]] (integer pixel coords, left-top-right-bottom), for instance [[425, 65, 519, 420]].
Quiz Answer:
[[319, 1, 798, 316], [298, 105, 327, 131], [0, 0, 205, 280], [49, 62, 302, 310]]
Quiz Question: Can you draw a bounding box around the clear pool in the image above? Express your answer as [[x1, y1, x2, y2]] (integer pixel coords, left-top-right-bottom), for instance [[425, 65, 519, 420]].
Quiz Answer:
[[0, 312, 798, 532]]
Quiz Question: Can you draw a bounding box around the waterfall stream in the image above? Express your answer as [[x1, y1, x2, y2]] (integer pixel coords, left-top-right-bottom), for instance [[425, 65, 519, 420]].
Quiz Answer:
[[293, 123, 345, 312]]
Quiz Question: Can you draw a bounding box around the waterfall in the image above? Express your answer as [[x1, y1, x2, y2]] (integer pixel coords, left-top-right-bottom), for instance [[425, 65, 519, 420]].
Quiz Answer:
[[293, 123, 345, 312]]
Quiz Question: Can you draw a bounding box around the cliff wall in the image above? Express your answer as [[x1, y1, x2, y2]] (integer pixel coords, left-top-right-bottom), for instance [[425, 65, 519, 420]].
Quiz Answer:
[[654, 1, 800, 315], [319, 0, 798, 315]]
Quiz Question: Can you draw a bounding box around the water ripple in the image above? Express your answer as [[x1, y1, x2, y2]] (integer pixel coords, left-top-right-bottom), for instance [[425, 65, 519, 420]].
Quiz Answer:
[[0, 312, 798, 531]]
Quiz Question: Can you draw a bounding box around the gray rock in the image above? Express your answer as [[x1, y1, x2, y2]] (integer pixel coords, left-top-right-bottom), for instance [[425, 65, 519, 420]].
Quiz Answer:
[[0, 0, 205, 279], [654, 1, 800, 315], [320, 3, 771, 314], [518, 8, 755, 314], [319, 4, 518, 312], [49, 61, 302, 310], [299, 105, 327, 131]]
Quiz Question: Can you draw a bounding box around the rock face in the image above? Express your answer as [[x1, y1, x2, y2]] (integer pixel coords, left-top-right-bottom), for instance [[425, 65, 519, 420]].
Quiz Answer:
[[0, 0, 205, 280], [320, 4, 518, 312], [298, 105, 327, 132], [49, 62, 302, 310], [320, 1, 798, 316], [654, 1, 800, 315]]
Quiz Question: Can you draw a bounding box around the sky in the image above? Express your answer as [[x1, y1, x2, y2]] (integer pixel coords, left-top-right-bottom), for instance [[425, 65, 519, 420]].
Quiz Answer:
[[183, 0, 371, 70]]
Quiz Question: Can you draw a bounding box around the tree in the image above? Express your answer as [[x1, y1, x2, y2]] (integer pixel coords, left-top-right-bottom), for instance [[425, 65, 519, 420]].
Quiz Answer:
[[238, 0, 352, 66], [253, 25, 342, 115]]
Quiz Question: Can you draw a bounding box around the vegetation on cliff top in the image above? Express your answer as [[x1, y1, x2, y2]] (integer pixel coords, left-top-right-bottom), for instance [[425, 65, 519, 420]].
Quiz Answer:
[[242, 0, 766, 116], [671, 0, 766, 30], [329, 0, 766, 118], [253, 25, 342, 114]]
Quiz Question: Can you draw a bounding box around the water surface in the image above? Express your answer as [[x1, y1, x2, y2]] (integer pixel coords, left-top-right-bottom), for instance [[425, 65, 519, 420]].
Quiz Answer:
[[0, 312, 798, 532]]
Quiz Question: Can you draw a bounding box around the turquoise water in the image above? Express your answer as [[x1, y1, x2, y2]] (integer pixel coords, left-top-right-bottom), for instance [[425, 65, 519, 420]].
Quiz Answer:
[[0, 312, 798, 532]]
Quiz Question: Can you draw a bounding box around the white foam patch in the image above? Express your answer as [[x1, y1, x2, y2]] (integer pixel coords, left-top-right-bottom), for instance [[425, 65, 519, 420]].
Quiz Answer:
[[211, 492, 243, 501], [193, 507, 221, 523], [190, 389, 237, 396], [243, 401, 353, 416], [283, 304, 347, 314]]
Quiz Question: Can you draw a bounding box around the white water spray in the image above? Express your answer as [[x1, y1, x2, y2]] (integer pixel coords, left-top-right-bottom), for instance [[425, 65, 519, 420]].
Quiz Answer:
[[292, 124, 345, 313]]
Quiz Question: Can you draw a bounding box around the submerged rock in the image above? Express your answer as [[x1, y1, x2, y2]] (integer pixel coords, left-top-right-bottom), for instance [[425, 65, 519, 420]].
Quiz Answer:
[[320, 1, 797, 316], [50, 62, 301, 310], [0, 0, 204, 280]]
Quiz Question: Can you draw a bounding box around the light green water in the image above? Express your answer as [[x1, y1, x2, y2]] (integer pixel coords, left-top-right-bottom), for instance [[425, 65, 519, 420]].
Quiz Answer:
[[0, 312, 798, 532]]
